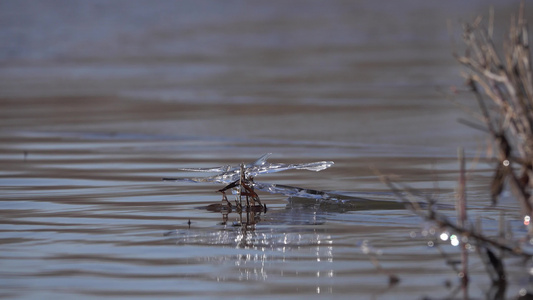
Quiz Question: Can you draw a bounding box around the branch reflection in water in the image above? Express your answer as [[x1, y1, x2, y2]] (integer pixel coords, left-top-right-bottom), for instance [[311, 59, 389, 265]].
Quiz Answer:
[[165, 205, 336, 291]]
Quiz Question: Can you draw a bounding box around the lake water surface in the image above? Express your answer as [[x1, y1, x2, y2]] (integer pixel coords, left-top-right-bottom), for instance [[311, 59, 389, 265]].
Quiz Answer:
[[2, 1, 533, 299]]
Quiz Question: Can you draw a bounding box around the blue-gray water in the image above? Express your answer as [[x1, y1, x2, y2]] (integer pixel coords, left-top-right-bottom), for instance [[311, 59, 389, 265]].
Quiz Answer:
[[1, 1, 532, 299]]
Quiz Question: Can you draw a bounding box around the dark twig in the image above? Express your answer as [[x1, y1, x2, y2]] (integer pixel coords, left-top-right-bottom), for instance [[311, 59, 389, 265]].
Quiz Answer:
[[382, 177, 532, 259], [456, 148, 469, 296]]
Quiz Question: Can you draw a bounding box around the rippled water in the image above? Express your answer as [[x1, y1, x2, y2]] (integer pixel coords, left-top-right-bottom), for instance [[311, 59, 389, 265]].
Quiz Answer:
[[2, 1, 532, 299]]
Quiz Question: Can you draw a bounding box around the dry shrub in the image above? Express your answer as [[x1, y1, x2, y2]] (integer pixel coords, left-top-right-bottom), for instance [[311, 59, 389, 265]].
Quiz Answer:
[[454, 1, 533, 216]]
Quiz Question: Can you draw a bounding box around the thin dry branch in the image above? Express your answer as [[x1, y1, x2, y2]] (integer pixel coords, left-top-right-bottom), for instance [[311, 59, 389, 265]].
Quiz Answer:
[[382, 177, 532, 259]]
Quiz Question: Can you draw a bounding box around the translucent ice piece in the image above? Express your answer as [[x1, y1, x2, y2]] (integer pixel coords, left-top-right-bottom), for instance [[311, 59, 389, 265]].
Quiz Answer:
[[165, 154, 333, 184]]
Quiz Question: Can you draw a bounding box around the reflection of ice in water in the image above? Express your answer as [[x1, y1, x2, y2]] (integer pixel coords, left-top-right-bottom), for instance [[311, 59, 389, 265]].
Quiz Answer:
[[170, 227, 333, 251], [167, 226, 335, 283]]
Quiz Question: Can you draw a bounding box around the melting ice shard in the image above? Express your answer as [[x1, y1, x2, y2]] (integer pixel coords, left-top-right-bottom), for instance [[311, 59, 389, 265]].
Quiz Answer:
[[162, 153, 334, 201], [164, 153, 333, 184]]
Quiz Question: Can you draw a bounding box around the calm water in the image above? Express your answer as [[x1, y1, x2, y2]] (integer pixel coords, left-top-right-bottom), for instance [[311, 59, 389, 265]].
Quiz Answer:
[[1, 1, 533, 299]]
